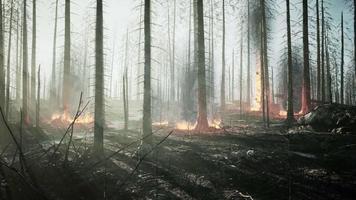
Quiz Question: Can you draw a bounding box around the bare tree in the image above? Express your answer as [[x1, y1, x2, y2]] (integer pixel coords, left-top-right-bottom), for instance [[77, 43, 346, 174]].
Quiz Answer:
[[301, 0, 311, 113], [94, 0, 105, 154], [286, 0, 295, 123]]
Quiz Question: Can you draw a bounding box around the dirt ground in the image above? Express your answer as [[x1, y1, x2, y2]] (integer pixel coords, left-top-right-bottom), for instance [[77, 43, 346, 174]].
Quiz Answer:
[[1, 118, 356, 200]]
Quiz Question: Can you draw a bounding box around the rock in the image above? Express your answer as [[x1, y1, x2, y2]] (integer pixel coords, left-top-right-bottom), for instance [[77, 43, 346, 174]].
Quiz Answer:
[[299, 104, 356, 132]]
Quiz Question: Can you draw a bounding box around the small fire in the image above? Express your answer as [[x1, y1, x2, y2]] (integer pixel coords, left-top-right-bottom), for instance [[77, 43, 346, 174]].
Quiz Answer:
[[152, 121, 169, 127], [51, 110, 94, 126], [251, 63, 262, 112], [279, 110, 287, 116], [175, 119, 222, 131]]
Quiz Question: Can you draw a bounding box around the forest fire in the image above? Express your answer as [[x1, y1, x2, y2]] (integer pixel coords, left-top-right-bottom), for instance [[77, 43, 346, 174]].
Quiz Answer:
[[50, 111, 94, 127], [175, 119, 221, 131], [251, 70, 262, 112]]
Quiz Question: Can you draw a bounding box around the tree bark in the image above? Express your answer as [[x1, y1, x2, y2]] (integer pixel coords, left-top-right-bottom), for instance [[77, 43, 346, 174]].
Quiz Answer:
[[36, 66, 40, 128], [31, 0, 37, 121], [0, 0, 4, 111], [286, 0, 295, 123], [247, 0, 251, 108], [321, 0, 325, 103], [195, 0, 209, 131], [316, 0, 321, 101], [341, 12, 344, 104], [5, 0, 14, 119], [143, 0, 152, 140], [50, 0, 59, 104], [94, 0, 105, 154], [301, 0, 311, 114], [221, 0, 226, 113], [63, 0, 71, 111], [22, 0, 29, 124]]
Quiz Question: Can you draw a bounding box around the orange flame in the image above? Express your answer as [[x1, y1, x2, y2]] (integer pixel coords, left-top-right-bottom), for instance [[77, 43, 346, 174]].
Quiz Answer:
[[175, 119, 222, 131], [51, 110, 94, 125]]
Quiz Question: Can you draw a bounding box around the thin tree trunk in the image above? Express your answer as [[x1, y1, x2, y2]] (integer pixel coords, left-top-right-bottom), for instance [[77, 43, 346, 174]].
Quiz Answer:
[[321, 0, 325, 102], [5, 0, 14, 119], [239, 24, 243, 116], [341, 12, 344, 104], [0, 0, 4, 111], [286, 0, 294, 123], [31, 0, 37, 120], [232, 51, 234, 100], [261, 0, 270, 127], [301, 0, 311, 113], [325, 33, 332, 103], [247, 0, 251, 108], [22, 0, 29, 124], [36, 65, 40, 128], [137, 0, 143, 101], [143, 0, 152, 140], [221, 0, 226, 113], [354, 0, 356, 78], [123, 75, 128, 130], [123, 29, 129, 130], [195, 0, 209, 130], [50, 0, 59, 104], [316, 0, 321, 101], [16, 9, 20, 105], [94, 0, 105, 154], [172, 0, 176, 101], [63, 0, 71, 111]]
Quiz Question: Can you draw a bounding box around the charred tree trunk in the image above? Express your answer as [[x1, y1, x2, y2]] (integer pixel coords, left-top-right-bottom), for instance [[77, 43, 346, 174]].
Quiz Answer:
[[22, 0, 29, 124], [50, 0, 59, 105], [31, 0, 37, 121], [136, 0, 143, 101], [16, 10, 21, 105], [62, 0, 71, 111], [316, 0, 321, 101], [261, 0, 270, 127], [195, 0, 209, 131], [5, 0, 14, 119], [301, 0, 311, 113], [142, 0, 152, 140], [123, 30, 129, 130], [321, 0, 325, 103], [221, 0, 226, 113], [341, 12, 344, 104], [247, 0, 251, 108], [325, 35, 332, 103], [286, 0, 295, 123], [354, 0, 356, 78], [239, 24, 243, 116], [94, 0, 105, 154], [36, 66, 40, 128], [0, 0, 4, 112]]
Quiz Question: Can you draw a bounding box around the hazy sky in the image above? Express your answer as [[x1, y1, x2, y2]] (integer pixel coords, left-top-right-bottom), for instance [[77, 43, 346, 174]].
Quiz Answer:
[[33, 0, 354, 98]]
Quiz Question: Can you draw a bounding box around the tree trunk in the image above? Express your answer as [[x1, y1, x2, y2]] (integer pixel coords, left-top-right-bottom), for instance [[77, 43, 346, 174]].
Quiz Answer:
[[354, 0, 356, 78], [123, 29, 129, 130], [321, 0, 325, 103], [50, 0, 59, 105], [5, 0, 14, 119], [301, 0, 311, 114], [261, 0, 270, 127], [94, 0, 105, 154], [22, 0, 29, 124], [36, 66, 40, 128], [0, 0, 4, 111], [247, 0, 251, 108], [239, 24, 243, 116], [63, 0, 71, 111], [31, 0, 37, 122], [316, 0, 321, 101], [195, 0, 209, 131], [325, 35, 332, 103], [341, 12, 344, 104], [221, 0, 226, 113], [143, 0, 152, 140], [286, 0, 294, 123], [137, 0, 143, 101], [16, 9, 21, 106]]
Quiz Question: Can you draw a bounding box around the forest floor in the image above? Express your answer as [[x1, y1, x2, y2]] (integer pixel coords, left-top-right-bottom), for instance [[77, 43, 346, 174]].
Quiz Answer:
[[1, 115, 356, 200]]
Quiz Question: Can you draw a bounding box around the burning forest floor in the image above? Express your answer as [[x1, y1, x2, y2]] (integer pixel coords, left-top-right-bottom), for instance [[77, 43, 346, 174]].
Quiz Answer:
[[1, 112, 356, 200]]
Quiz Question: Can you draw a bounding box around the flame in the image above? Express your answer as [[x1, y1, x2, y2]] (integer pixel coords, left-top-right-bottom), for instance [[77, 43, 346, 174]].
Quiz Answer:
[[152, 121, 169, 127], [176, 121, 196, 130], [251, 62, 262, 111], [51, 110, 94, 125], [279, 110, 287, 116], [175, 119, 222, 131]]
